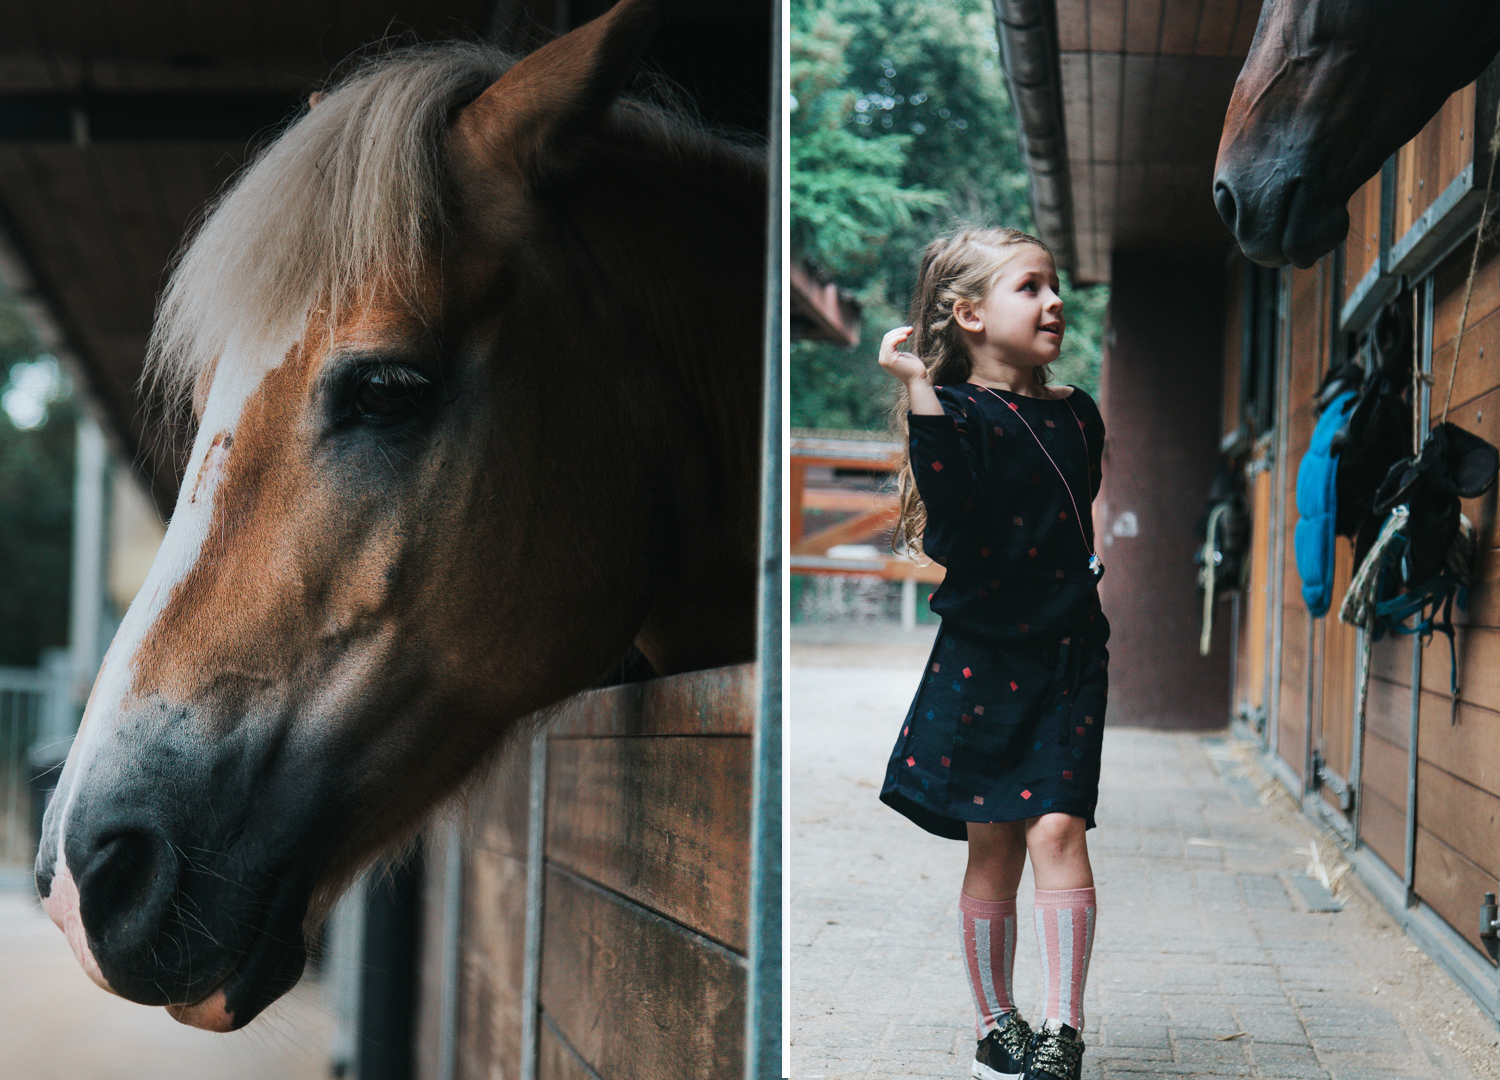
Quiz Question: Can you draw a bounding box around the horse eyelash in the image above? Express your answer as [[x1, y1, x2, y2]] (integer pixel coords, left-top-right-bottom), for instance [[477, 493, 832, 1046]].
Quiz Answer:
[[361, 362, 430, 388]]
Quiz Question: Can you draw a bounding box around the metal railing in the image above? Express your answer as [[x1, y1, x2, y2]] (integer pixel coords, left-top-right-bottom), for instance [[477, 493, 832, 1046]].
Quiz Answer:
[[0, 653, 73, 870]]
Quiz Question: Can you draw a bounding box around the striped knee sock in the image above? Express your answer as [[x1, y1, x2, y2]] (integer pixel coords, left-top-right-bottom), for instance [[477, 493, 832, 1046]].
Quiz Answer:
[[959, 892, 1017, 1039], [1033, 887, 1096, 1031]]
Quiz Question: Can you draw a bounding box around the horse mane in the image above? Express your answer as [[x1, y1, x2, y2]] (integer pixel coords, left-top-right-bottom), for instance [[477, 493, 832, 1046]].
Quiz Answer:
[[145, 39, 762, 422]]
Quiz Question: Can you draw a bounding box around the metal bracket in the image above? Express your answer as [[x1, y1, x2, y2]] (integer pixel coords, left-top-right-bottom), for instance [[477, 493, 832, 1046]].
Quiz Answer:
[[1481, 893, 1500, 959], [1311, 750, 1354, 813]]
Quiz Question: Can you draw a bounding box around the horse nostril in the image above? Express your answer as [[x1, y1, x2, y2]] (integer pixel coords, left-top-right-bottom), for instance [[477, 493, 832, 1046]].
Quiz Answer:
[[75, 829, 177, 946], [1213, 178, 1238, 234]]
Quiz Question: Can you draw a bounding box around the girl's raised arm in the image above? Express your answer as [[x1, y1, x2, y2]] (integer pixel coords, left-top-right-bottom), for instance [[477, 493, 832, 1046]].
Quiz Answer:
[[878, 326, 942, 415]]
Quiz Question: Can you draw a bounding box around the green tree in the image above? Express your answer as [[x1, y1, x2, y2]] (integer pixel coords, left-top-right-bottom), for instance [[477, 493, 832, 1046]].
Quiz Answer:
[[791, 11, 945, 281], [0, 296, 73, 668], [791, 0, 1108, 432]]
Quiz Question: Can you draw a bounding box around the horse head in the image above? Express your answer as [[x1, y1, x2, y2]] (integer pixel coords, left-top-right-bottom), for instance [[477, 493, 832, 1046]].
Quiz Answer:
[[35, 0, 765, 1031], [1213, 0, 1500, 267]]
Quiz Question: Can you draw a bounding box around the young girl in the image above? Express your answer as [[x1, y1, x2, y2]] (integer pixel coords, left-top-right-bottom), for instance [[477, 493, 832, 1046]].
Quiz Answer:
[[877, 226, 1108, 1080]]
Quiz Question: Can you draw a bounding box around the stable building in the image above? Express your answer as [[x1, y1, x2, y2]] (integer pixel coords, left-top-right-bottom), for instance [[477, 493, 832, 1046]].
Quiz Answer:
[[997, 0, 1500, 1021]]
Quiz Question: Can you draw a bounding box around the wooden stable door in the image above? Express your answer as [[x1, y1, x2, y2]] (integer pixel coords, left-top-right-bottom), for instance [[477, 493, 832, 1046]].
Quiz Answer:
[[417, 666, 755, 1080]]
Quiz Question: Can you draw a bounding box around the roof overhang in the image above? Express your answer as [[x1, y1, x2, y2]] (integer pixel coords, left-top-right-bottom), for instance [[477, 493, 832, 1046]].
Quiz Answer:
[[789, 260, 862, 346], [995, 0, 1261, 284]]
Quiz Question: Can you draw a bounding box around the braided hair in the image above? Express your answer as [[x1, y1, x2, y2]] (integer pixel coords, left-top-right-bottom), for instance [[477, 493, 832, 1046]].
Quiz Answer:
[[891, 226, 1055, 558]]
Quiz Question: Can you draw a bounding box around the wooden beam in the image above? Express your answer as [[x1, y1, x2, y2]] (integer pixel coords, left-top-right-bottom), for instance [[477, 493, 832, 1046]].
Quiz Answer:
[[789, 459, 807, 545], [790, 504, 898, 556], [802, 489, 898, 512], [0, 91, 305, 142], [789, 259, 861, 345], [790, 554, 945, 584]]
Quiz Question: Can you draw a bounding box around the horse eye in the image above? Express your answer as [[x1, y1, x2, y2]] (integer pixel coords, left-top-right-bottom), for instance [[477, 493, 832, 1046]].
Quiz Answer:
[[354, 368, 427, 420]]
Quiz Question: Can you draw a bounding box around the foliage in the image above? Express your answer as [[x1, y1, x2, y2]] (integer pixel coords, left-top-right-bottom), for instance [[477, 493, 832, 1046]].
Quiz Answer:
[[0, 296, 73, 667], [790, 11, 945, 280], [791, 0, 1108, 432]]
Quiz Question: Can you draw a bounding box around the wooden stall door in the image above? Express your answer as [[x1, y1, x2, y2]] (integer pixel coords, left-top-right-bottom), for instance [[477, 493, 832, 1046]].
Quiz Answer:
[[1393, 83, 1477, 242], [1408, 228, 1500, 957], [1273, 264, 1328, 781], [420, 665, 755, 1080], [1343, 171, 1383, 301]]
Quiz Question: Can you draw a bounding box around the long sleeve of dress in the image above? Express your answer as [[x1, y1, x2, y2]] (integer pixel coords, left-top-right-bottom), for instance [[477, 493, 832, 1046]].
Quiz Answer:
[[907, 387, 984, 563], [1086, 398, 1105, 501]]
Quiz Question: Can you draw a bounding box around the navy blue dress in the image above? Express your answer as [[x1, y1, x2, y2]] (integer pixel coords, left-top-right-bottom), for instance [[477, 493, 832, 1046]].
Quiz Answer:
[[880, 382, 1112, 839]]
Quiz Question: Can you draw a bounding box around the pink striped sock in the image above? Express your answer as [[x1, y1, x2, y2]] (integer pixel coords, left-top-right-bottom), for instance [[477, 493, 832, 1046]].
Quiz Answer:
[[1033, 887, 1096, 1031], [959, 892, 1017, 1039]]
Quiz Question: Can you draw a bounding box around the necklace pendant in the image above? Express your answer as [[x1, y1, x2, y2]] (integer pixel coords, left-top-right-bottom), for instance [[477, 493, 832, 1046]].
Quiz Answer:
[[1089, 553, 1105, 580]]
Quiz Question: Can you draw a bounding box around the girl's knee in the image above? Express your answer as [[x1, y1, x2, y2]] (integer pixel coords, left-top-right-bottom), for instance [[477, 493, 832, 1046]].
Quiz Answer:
[[1025, 812, 1086, 857]]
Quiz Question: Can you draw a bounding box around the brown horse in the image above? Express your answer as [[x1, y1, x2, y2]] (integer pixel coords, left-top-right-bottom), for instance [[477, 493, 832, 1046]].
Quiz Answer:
[[34, 0, 765, 1032], [1213, 0, 1500, 267]]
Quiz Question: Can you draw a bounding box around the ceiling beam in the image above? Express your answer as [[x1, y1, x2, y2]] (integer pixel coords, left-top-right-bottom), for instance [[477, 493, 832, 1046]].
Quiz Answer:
[[0, 91, 306, 144]]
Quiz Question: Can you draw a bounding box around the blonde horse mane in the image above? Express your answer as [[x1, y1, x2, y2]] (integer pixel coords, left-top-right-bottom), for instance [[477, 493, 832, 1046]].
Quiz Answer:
[[145, 42, 513, 418]]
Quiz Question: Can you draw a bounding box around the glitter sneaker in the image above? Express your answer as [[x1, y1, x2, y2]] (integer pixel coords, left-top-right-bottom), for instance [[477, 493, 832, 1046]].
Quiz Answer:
[[972, 1011, 1033, 1080], [1025, 1020, 1084, 1080]]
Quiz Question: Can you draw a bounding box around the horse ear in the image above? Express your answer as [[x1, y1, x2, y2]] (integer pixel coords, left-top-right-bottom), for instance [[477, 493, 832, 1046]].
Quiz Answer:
[[455, 0, 659, 183]]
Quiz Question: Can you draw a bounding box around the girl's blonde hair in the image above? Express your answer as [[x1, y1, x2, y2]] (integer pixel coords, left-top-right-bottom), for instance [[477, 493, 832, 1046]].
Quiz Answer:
[[890, 225, 1055, 558]]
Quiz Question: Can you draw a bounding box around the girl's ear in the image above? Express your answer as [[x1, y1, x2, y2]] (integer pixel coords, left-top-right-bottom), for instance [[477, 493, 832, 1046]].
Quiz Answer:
[[452, 0, 659, 186], [953, 299, 984, 333]]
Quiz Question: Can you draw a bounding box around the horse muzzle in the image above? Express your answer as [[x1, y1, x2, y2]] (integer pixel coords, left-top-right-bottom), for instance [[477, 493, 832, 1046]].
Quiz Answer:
[[35, 712, 321, 1030], [1213, 155, 1352, 271]]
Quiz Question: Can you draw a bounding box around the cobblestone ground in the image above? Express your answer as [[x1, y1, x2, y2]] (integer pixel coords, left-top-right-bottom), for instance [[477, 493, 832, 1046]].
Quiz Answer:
[[791, 632, 1500, 1080]]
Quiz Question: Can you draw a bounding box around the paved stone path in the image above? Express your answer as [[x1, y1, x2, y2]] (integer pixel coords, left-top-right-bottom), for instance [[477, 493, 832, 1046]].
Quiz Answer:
[[791, 637, 1500, 1080]]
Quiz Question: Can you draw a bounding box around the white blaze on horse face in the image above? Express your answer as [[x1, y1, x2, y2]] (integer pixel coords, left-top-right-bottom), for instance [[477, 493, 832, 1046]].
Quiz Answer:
[[42, 345, 279, 987]]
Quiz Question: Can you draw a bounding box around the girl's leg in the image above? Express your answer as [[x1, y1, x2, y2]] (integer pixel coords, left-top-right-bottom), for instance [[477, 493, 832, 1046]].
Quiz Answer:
[[1025, 813, 1096, 1034], [961, 821, 1027, 1038]]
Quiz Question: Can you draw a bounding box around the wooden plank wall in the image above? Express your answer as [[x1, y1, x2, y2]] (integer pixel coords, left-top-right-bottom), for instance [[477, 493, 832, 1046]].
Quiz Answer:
[[1394, 84, 1478, 239], [455, 734, 532, 1080], [1273, 262, 1328, 778], [420, 665, 755, 1080], [1318, 538, 1357, 789], [1232, 74, 1500, 956], [1222, 256, 1245, 443], [1344, 172, 1383, 297], [1410, 236, 1500, 954]]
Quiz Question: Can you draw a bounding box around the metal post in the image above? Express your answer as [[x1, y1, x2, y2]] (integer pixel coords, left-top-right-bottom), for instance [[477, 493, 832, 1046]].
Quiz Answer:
[[1404, 274, 1435, 905], [327, 877, 368, 1078], [68, 415, 108, 711], [436, 820, 463, 1080], [746, 4, 784, 1074], [1303, 597, 1318, 807], [1268, 268, 1292, 768], [519, 730, 548, 1080], [900, 577, 917, 631], [1348, 623, 1366, 840]]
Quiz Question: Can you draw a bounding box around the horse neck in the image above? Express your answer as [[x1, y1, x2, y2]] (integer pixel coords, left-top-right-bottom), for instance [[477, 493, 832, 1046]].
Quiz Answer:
[[576, 122, 767, 537]]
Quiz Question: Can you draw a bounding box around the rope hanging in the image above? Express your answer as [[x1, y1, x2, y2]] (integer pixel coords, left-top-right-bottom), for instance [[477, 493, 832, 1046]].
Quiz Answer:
[[1440, 99, 1500, 424]]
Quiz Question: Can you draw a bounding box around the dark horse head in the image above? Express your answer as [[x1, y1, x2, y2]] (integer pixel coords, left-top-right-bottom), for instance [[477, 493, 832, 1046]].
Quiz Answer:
[[1213, 0, 1500, 267], [35, 0, 765, 1031]]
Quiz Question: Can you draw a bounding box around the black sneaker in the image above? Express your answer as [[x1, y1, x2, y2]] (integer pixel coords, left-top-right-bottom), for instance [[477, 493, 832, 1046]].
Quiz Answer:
[[1025, 1021, 1084, 1080], [972, 1011, 1032, 1080]]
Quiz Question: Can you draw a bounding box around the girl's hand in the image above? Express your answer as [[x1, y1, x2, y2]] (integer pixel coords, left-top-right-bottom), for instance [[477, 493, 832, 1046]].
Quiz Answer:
[[878, 326, 929, 385]]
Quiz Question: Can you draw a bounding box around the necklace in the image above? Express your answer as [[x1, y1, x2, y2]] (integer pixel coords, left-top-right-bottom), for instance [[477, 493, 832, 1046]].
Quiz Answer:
[[978, 385, 1105, 581]]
